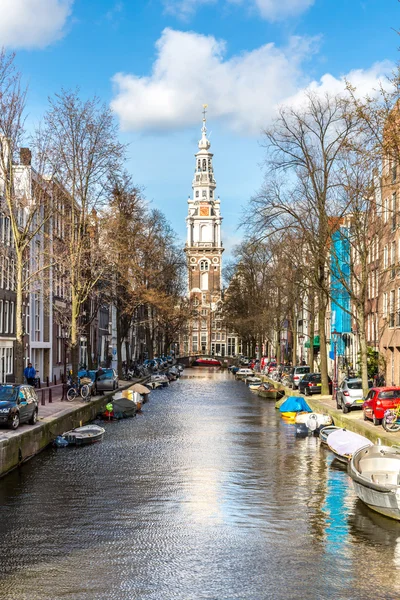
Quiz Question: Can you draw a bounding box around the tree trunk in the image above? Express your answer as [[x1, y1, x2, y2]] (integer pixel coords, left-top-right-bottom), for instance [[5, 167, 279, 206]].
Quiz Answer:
[[70, 291, 79, 378], [307, 294, 315, 370], [357, 306, 369, 396], [292, 309, 297, 365], [15, 256, 24, 383], [318, 297, 329, 395], [116, 305, 123, 379], [86, 320, 93, 370]]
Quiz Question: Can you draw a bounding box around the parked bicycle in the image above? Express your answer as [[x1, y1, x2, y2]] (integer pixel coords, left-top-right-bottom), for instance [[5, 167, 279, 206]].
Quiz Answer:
[[66, 378, 92, 402], [383, 406, 400, 432]]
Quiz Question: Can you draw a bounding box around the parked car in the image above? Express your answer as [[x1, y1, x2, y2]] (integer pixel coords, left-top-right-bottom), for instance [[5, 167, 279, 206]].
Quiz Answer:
[[289, 366, 311, 389], [94, 369, 119, 395], [299, 373, 332, 396], [337, 378, 371, 413], [363, 387, 400, 426], [0, 384, 39, 430]]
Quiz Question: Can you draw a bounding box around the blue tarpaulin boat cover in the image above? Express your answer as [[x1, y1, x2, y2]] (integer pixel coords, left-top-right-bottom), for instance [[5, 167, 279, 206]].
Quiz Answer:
[[279, 397, 312, 413]]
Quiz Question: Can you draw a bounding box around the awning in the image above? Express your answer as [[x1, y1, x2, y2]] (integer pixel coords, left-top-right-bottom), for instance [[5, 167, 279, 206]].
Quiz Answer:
[[304, 336, 320, 349]]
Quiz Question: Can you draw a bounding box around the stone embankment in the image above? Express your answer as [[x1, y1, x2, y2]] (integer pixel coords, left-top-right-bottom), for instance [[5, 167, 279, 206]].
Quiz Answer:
[[265, 376, 400, 446], [0, 379, 145, 478]]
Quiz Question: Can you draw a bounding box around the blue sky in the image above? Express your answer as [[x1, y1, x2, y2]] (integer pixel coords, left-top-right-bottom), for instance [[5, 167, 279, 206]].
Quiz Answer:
[[2, 0, 399, 253]]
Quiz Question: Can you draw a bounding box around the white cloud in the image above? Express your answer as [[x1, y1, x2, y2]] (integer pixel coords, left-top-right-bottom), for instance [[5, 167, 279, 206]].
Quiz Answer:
[[164, 0, 314, 21], [111, 29, 393, 137], [111, 29, 318, 135], [253, 0, 314, 21], [0, 0, 73, 49], [283, 61, 394, 109]]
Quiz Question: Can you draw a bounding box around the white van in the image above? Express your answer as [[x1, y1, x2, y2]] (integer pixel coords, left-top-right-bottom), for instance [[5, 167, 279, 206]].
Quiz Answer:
[[290, 366, 311, 389]]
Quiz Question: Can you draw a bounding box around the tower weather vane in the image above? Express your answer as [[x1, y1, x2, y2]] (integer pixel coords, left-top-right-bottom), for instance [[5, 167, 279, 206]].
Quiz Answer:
[[202, 104, 208, 120]]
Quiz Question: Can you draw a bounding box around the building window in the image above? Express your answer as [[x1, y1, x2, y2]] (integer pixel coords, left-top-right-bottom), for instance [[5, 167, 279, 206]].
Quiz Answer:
[[210, 190, 213, 198], [384, 245, 388, 269], [4, 301, 9, 334], [192, 335, 198, 353], [199, 260, 209, 271], [196, 191, 199, 197], [0, 300, 2, 333], [202, 159, 207, 171], [202, 190, 207, 198], [392, 241, 396, 279], [384, 198, 389, 223], [384, 292, 388, 317], [200, 271, 209, 291], [390, 290, 395, 327], [393, 192, 397, 231], [10, 302, 14, 334]]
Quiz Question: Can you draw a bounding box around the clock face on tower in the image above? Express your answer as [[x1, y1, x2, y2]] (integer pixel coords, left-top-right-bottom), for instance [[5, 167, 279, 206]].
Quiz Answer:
[[200, 205, 209, 216]]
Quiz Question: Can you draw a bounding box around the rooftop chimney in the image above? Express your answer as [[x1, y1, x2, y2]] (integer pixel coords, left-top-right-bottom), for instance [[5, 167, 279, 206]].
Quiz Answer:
[[20, 148, 32, 166]]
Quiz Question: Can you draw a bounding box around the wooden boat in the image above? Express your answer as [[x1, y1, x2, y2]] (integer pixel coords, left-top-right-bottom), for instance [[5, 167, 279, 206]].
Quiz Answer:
[[327, 428, 373, 464], [61, 424, 105, 446], [349, 445, 400, 520], [319, 425, 341, 445], [257, 383, 285, 400], [191, 357, 222, 367]]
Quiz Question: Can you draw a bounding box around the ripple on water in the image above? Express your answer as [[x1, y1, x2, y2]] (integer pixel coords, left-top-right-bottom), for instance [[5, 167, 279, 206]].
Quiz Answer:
[[0, 370, 400, 599]]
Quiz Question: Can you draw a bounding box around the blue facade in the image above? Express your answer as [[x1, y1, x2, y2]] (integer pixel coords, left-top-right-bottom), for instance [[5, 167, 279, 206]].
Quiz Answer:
[[330, 227, 351, 357]]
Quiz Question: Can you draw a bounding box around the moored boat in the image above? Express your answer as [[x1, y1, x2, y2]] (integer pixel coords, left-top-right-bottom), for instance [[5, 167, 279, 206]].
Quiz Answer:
[[319, 425, 341, 445], [279, 396, 312, 419], [349, 444, 400, 520], [61, 424, 105, 446], [191, 357, 222, 367], [326, 428, 373, 464]]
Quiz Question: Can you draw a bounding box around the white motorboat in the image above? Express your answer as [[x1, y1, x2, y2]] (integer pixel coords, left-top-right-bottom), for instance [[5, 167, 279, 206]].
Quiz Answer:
[[349, 444, 400, 520]]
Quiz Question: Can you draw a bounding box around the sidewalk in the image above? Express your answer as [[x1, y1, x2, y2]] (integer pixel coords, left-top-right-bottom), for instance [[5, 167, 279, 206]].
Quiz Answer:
[[0, 379, 134, 443], [282, 384, 400, 446]]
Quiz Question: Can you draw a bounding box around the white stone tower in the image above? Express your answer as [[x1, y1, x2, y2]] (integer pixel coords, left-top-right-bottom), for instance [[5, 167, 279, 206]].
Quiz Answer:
[[184, 106, 225, 355]]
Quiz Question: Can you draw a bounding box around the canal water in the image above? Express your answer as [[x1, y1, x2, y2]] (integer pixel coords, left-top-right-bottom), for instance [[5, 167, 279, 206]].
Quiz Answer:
[[1, 370, 400, 600]]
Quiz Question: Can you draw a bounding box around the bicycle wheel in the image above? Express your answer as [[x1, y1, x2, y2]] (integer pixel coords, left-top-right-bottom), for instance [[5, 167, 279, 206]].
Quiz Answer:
[[383, 415, 400, 432], [67, 387, 78, 401], [80, 385, 90, 400]]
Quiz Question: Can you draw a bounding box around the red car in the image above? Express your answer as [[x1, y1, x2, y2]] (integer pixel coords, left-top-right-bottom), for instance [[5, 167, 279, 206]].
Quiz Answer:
[[363, 387, 400, 426]]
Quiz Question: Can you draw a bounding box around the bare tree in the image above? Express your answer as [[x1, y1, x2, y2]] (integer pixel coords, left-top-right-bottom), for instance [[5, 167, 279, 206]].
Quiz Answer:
[[0, 50, 58, 382], [38, 89, 126, 375], [250, 92, 359, 394]]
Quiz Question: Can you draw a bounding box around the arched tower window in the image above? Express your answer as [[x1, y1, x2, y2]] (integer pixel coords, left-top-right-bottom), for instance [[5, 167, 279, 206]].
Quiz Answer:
[[200, 271, 209, 291], [199, 259, 209, 271], [202, 159, 207, 171], [197, 159, 201, 171]]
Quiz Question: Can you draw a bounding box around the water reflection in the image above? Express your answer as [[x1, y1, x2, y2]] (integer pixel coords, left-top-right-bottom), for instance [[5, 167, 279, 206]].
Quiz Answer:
[[0, 370, 399, 599]]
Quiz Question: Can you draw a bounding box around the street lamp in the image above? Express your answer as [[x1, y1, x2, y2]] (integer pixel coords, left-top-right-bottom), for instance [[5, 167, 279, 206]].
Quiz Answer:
[[331, 330, 341, 402]]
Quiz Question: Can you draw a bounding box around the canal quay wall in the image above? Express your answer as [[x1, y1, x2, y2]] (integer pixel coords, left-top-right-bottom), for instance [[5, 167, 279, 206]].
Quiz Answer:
[[0, 379, 147, 479], [261, 375, 400, 447]]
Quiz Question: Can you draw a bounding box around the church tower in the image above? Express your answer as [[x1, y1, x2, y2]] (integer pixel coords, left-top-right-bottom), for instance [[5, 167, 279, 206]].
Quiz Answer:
[[184, 107, 225, 356]]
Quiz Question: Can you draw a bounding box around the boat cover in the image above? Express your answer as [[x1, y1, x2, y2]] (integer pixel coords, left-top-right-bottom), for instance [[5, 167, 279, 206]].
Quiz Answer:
[[279, 397, 312, 413], [327, 429, 373, 457], [113, 397, 137, 417]]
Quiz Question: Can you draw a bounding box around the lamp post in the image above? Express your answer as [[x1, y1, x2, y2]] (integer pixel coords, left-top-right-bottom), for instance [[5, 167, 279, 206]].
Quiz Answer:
[[331, 330, 341, 402]]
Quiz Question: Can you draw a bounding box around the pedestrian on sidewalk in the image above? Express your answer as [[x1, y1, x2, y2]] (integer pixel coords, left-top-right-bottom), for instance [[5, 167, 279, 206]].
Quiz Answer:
[[24, 363, 36, 386]]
